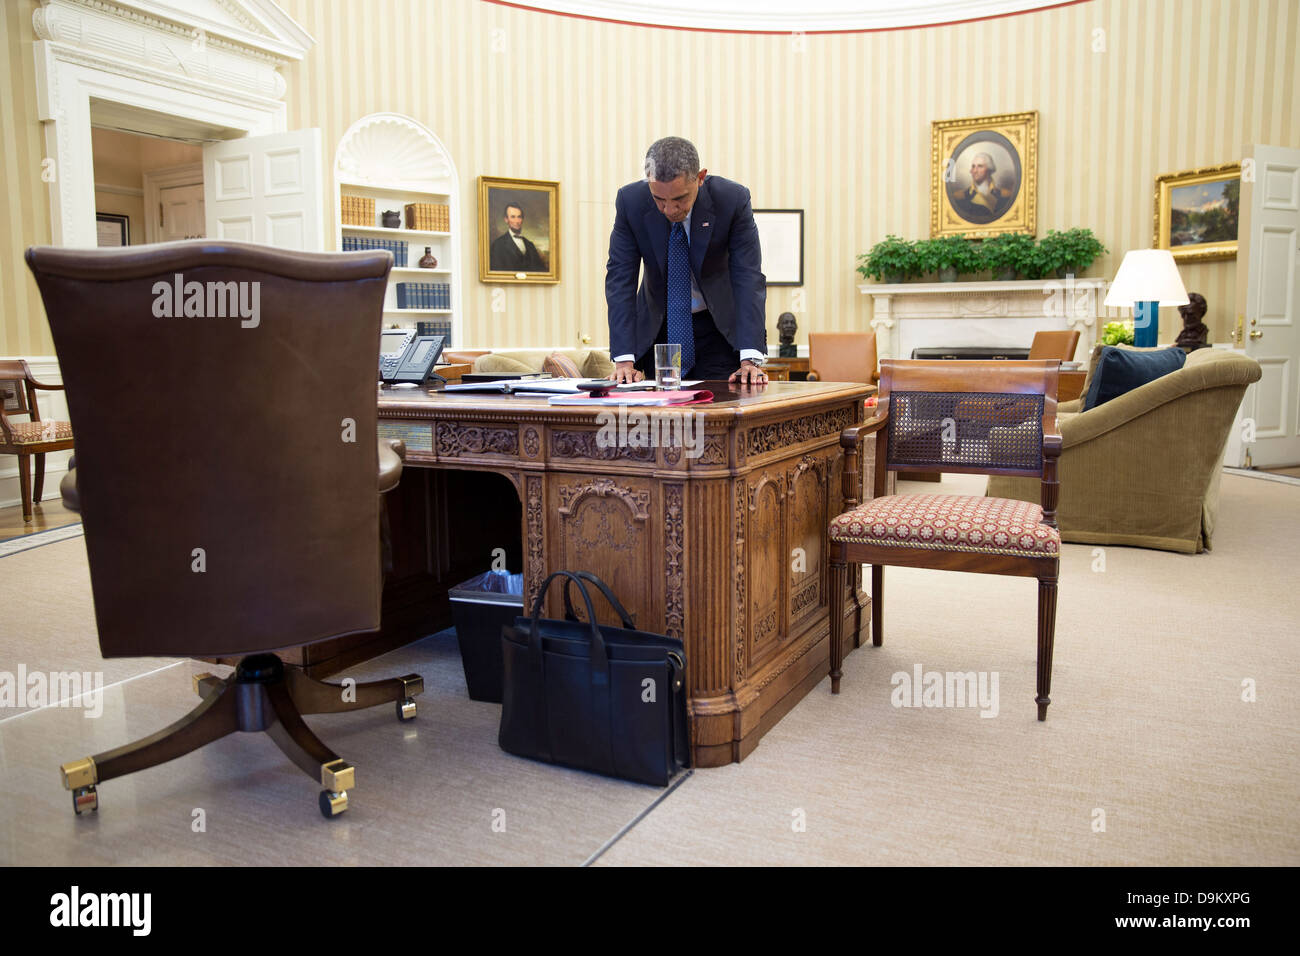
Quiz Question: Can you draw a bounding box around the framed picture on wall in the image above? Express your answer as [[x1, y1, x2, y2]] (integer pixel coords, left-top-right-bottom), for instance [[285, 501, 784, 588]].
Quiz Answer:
[[931, 111, 1038, 238], [96, 212, 129, 247], [478, 176, 560, 284], [1154, 162, 1240, 262], [753, 209, 804, 286]]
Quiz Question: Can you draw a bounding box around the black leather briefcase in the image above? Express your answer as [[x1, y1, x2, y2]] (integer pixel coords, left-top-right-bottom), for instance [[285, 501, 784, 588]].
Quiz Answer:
[[498, 571, 690, 786]]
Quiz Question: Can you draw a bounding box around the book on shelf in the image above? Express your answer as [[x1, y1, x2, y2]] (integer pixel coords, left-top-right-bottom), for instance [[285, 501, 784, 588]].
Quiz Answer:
[[341, 194, 374, 226], [404, 202, 450, 232], [416, 320, 452, 345]]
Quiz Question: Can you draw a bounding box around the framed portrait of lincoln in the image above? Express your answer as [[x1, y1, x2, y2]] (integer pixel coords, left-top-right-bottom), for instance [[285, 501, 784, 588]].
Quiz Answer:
[[931, 111, 1038, 238], [477, 176, 560, 284]]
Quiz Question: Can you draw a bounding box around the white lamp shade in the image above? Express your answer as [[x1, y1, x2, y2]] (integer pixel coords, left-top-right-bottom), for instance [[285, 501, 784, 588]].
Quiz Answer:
[[1103, 249, 1190, 308]]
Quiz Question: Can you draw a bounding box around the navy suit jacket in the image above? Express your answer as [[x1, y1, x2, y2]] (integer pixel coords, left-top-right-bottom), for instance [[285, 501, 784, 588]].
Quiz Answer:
[[605, 175, 766, 361]]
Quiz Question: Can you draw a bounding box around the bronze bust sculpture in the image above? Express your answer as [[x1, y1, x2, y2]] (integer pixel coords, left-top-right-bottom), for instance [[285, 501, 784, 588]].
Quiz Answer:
[[777, 311, 798, 357], [1174, 292, 1210, 351]]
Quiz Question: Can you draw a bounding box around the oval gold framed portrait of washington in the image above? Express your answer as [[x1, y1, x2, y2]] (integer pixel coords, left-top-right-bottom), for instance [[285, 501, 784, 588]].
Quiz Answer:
[[930, 111, 1038, 239]]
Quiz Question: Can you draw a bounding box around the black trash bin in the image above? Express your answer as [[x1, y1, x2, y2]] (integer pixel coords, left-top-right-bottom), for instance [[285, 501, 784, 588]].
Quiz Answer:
[[448, 569, 523, 703]]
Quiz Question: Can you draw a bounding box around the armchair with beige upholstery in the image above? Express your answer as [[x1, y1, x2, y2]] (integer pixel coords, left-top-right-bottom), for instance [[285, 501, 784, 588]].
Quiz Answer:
[[471, 348, 615, 378], [27, 240, 424, 819], [987, 345, 1262, 553]]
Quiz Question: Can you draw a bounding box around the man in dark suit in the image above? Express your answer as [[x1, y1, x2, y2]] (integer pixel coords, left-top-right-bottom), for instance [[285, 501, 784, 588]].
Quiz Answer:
[[605, 137, 767, 385], [490, 203, 546, 272]]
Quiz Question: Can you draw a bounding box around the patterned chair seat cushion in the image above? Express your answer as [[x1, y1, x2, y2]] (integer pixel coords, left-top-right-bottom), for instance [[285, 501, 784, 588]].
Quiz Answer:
[[3, 420, 73, 445], [830, 493, 1059, 558]]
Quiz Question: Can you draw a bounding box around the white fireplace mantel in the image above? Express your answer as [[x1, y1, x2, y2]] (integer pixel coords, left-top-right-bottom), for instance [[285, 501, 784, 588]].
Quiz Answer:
[[858, 277, 1108, 363]]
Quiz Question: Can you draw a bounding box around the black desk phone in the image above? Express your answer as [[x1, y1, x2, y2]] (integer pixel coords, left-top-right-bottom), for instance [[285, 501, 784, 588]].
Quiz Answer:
[[379, 329, 446, 387]]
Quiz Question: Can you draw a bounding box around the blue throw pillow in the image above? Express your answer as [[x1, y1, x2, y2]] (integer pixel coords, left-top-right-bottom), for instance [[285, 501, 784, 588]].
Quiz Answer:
[[1082, 346, 1187, 410]]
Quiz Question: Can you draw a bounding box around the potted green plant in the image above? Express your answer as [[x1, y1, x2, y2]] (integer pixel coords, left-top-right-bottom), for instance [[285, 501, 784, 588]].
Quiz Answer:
[[1038, 228, 1108, 278], [981, 232, 1035, 280], [857, 235, 918, 283], [1057, 227, 1107, 276], [1100, 320, 1135, 345], [924, 234, 982, 281]]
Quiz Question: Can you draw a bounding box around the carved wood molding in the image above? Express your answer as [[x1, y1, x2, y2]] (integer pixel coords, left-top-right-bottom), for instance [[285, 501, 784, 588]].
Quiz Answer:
[[556, 476, 650, 520], [435, 423, 518, 457], [663, 484, 685, 640], [551, 429, 656, 462], [525, 475, 544, 607], [792, 580, 820, 617], [754, 631, 823, 692], [745, 406, 856, 457], [733, 478, 747, 685], [786, 453, 828, 498], [522, 426, 540, 459], [748, 472, 787, 513], [699, 434, 729, 465]]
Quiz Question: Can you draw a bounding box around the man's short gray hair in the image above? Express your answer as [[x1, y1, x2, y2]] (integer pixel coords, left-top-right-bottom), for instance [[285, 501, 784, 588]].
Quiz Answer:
[[974, 151, 996, 173], [645, 137, 700, 183]]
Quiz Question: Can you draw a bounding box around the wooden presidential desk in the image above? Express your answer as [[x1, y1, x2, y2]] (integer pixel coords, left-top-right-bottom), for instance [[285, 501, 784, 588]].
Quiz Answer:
[[371, 380, 878, 767]]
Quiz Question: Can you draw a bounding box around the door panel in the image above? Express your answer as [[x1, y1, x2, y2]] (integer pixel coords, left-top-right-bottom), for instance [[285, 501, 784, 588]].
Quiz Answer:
[[203, 128, 324, 250], [159, 183, 205, 241], [1241, 146, 1300, 466]]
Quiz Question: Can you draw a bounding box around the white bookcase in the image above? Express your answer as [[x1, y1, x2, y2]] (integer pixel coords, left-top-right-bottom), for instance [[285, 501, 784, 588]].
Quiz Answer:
[[333, 113, 462, 344]]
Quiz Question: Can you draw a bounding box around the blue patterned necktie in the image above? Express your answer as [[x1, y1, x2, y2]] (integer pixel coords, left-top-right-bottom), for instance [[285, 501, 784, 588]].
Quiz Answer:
[[667, 221, 696, 375]]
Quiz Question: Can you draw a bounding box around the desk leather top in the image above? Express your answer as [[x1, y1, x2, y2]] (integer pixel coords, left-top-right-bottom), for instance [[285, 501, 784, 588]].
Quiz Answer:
[[378, 379, 874, 420]]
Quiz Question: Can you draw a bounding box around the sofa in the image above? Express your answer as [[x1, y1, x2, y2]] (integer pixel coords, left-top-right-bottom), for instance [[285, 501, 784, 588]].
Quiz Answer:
[[987, 345, 1261, 553], [463, 348, 615, 379]]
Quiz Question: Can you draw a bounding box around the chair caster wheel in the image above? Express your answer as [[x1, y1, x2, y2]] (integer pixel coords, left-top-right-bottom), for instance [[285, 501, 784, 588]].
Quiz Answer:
[[72, 785, 98, 815], [396, 698, 417, 721], [319, 789, 348, 818]]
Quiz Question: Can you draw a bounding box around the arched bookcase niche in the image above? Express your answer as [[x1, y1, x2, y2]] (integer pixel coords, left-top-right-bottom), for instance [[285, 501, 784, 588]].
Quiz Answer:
[[334, 113, 462, 345]]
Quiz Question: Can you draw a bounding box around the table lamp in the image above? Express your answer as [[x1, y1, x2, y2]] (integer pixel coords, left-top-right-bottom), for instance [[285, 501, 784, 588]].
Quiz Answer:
[[1103, 249, 1189, 348]]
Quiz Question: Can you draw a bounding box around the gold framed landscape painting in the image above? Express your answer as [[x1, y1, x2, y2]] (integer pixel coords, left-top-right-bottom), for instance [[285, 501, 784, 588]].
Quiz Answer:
[[931, 111, 1038, 238], [1154, 162, 1240, 262], [478, 176, 560, 283]]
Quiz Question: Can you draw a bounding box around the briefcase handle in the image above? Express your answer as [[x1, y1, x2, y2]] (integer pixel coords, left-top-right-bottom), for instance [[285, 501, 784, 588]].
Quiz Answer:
[[561, 571, 636, 630], [529, 570, 609, 671]]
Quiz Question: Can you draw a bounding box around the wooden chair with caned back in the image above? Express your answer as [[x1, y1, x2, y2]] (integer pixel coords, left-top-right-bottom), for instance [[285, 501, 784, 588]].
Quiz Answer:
[[827, 359, 1063, 719], [0, 359, 74, 522]]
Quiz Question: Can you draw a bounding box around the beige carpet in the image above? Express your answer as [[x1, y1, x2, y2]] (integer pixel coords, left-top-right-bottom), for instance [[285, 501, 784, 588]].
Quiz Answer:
[[1, 473, 1296, 866]]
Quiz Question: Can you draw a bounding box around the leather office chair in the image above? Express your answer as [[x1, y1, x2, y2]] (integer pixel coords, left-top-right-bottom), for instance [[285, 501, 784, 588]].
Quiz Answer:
[[0, 359, 74, 521], [26, 240, 423, 819], [807, 332, 879, 385], [1028, 329, 1081, 363], [827, 359, 1063, 719]]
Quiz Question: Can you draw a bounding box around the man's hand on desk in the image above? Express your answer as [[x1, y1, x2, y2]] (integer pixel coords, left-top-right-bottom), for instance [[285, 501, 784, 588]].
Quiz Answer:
[[611, 361, 644, 384], [729, 359, 768, 386]]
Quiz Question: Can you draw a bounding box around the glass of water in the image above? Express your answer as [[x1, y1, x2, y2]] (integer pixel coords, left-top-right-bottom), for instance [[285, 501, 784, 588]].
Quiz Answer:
[[655, 343, 682, 390]]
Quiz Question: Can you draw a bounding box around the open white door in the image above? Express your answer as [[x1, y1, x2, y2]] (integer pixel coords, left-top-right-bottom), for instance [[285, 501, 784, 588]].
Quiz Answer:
[[1239, 144, 1300, 467], [203, 129, 325, 250]]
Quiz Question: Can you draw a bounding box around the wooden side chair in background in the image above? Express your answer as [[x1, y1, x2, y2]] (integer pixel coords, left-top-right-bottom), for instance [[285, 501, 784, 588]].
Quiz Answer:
[[807, 332, 879, 385], [827, 359, 1063, 720], [0, 359, 74, 522], [1028, 329, 1081, 363]]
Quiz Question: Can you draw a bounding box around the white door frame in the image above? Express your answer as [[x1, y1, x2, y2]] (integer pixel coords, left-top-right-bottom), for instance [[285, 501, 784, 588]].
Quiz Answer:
[[142, 163, 206, 244], [32, 0, 311, 248]]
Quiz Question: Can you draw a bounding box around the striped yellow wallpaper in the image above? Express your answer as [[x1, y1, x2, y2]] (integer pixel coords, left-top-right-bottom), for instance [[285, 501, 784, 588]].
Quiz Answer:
[[2, 0, 1298, 355]]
